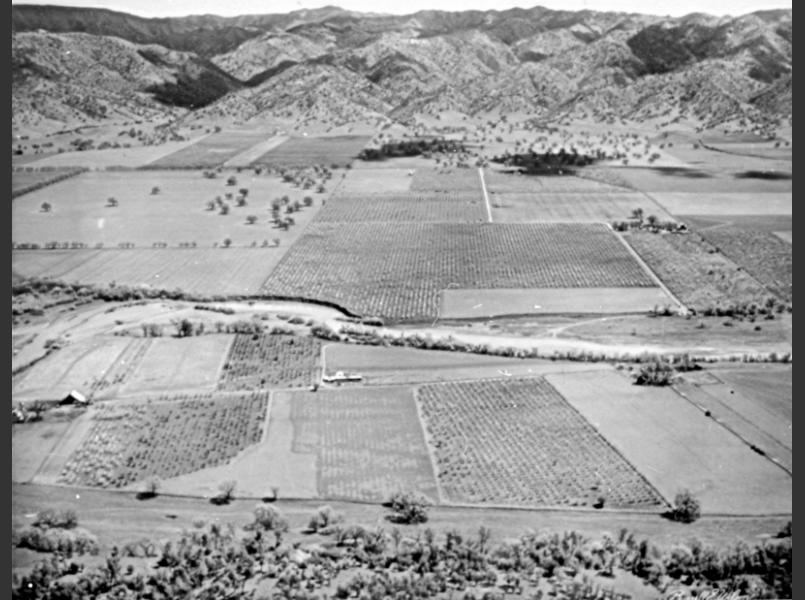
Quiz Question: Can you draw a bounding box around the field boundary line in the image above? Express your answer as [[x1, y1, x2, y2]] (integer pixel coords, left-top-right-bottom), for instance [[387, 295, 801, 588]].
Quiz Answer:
[[609, 227, 688, 314], [478, 167, 492, 223], [412, 387, 446, 505]]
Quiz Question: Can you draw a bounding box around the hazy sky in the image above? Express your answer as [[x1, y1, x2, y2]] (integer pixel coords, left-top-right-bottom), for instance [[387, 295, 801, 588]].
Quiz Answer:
[[9, 0, 793, 18]]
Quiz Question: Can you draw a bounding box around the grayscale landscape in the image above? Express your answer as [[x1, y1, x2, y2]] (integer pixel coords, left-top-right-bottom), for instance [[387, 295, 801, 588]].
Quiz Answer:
[[11, 2, 792, 599]]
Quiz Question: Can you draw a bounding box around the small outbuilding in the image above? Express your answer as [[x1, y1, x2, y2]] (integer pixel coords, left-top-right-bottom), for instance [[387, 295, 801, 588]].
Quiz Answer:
[[60, 390, 90, 406]]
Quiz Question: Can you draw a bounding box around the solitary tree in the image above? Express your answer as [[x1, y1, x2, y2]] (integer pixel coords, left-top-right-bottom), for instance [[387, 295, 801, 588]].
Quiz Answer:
[[107, 197, 118, 207], [246, 215, 257, 225], [41, 202, 52, 213], [151, 186, 160, 195], [222, 238, 232, 248], [226, 175, 237, 186]]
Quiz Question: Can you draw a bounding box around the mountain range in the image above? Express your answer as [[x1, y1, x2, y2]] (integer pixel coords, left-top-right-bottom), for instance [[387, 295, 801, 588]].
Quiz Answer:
[[12, 4, 793, 135]]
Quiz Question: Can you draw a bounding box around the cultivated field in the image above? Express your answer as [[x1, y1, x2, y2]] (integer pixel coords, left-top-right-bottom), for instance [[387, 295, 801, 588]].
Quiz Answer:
[[649, 193, 791, 216], [12, 167, 86, 198], [610, 167, 793, 194], [624, 232, 773, 309], [13, 249, 283, 296], [146, 128, 274, 169], [680, 214, 792, 233], [121, 335, 232, 395], [697, 226, 792, 301], [418, 377, 665, 508], [20, 139, 207, 169], [252, 135, 371, 168], [336, 167, 414, 194], [440, 287, 675, 317], [288, 386, 439, 502], [262, 222, 656, 320], [12, 170, 325, 248], [315, 193, 487, 223], [489, 192, 674, 223], [483, 171, 627, 194], [218, 334, 321, 391], [222, 135, 289, 167], [547, 370, 792, 514], [410, 168, 482, 192], [58, 392, 268, 488]]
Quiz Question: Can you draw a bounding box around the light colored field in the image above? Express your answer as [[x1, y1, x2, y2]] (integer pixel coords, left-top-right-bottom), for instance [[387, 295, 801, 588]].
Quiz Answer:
[[287, 386, 439, 502], [336, 167, 414, 193], [324, 343, 611, 386], [680, 214, 792, 233], [483, 171, 626, 194], [13, 248, 283, 295], [21, 138, 206, 169], [222, 135, 289, 167], [410, 168, 481, 192], [440, 287, 674, 318], [253, 135, 371, 167], [489, 192, 674, 223], [773, 231, 792, 243], [612, 167, 793, 193], [676, 365, 791, 472], [13, 336, 132, 402], [121, 335, 232, 395], [12, 168, 85, 197], [158, 391, 318, 499], [315, 193, 486, 223], [147, 128, 275, 168], [13, 416, 76, 483], [29, 409, 97, 485], [650, 193, 791, 216], [12, 170, 325, 247], [664, 144, 792, 174], [546, 369, 792, 514], [262, 222, 656, 321], [418, 377, 665, 508]]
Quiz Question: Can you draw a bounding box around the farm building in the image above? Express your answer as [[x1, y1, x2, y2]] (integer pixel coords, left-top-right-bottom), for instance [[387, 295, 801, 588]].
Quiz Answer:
[[60, 390, 90, 406]]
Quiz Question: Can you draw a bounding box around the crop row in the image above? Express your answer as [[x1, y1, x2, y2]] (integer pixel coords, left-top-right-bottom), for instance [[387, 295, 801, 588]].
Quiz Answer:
[[58, 392, 268, 488], [482, 171, 626, 194], [146, 130, 272, 169], [261, 222, 656, 321], [12, 168, 87, 199], [417, 378, 665, 508], [253, 136, 372, 168], [315, 193, 487, 223], [218, 334, 321, 391], [289, 387, 438, 502], [410, 168, 481, 192], [86, 338, 153, 399]]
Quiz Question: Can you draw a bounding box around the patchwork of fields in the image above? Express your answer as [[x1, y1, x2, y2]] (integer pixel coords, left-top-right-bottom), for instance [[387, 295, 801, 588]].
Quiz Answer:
[[218, 334, 321, 391], [411, 168, 481, 192], [315, 193, 487, 223], [489, 192, 673, 223], [484, 171, 628, 193], [12, 167, 86, 198], [147, 128, 275, 169], [252, 135, 371, 168], [262, 222, 657, 320]]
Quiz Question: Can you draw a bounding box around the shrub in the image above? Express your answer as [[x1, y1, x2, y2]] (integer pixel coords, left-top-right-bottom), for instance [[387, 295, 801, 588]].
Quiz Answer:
[[633, 360, 675, 386], [387, 491, 429, 524], [17, 526, 99, 556], [666, 490, 701, 523], [308, 505, 344, 533], [137, 476, 161, 500], [33, 509, 78, 530], [248, 504, 289, 533], [211, 480, 237, 505]]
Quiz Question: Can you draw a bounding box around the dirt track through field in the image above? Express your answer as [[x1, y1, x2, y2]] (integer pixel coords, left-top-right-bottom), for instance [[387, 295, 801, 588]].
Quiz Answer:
[[479, 167, 492, 222]]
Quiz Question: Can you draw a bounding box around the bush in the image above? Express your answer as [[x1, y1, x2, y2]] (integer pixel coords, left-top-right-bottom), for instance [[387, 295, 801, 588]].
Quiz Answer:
[[387, 491, 429, 524], [211, 480, 237, 505], [17, 526, 98, 555], [633, 360, 675, 386], [248, 504, 289, 533], [665, 490, 701, 523], [33, 509, 78, 530], [308, 505, 344, 533], [137, 477, 161, 500]]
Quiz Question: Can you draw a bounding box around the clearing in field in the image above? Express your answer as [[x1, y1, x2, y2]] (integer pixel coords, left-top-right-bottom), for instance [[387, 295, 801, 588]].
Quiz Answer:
[[440, 287, 674, 318], [649, 193, 791, 216], [13, 336, 132, 402], [482, 171, 627, 194], [676, 365, 791, 472], [12, 170, 324, 248], [315, 193, 486, 223], [218, 334, 321, 391], [252, 135, 371, 168], [262, 222, 656, 321], [546, 369, 792, 515], [288, 386, 439, 502], [13, 248, 284, 295], [146, 128, 274, 169], [336, 167, 414, 194], [410, 168, 482, 192], [696, 226, 792, 301], [324, 343, 611, 386], [489, 192, 673, 223], [12, 168, 85, 198], [121, 335, 232, 395], [624, 232, 772, 310], [58, 392, 268, 488], [417, 377, 665, 508]]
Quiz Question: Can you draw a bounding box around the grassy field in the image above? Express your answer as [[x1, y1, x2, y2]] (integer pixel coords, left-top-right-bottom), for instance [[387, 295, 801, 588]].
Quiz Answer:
[[218, 334, 321, 391], [21, 139, 207, 169], [222, 135, 289, 167], [624, 232, 773, 310], [12, 170, 325, 248], [13, 248, 285, 295], [680, 214, 792, 233], [489, 192, 674, 223], [336, 167, 414, 193], [611, 167, 793, 193], [773, 231, 792, 243], [12, 168, 86, 198], [410, 168, 482, 192], [286, 386, 439, 502], [650, 193, 791, 216], [262, 222, 656, 321], [483, 171, 626, 194], [440, 287, 675, 317], [12, 409, 84, 483], [147, 128, 275, 169], [252, 135, 371, 168], [697, 226, 792, 301], [121, 335, 232, 395], [58, 392, 268, 488], [418, 377, 665, 508], [547, 370, 792, 515], [315, 193, 487, 223]]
